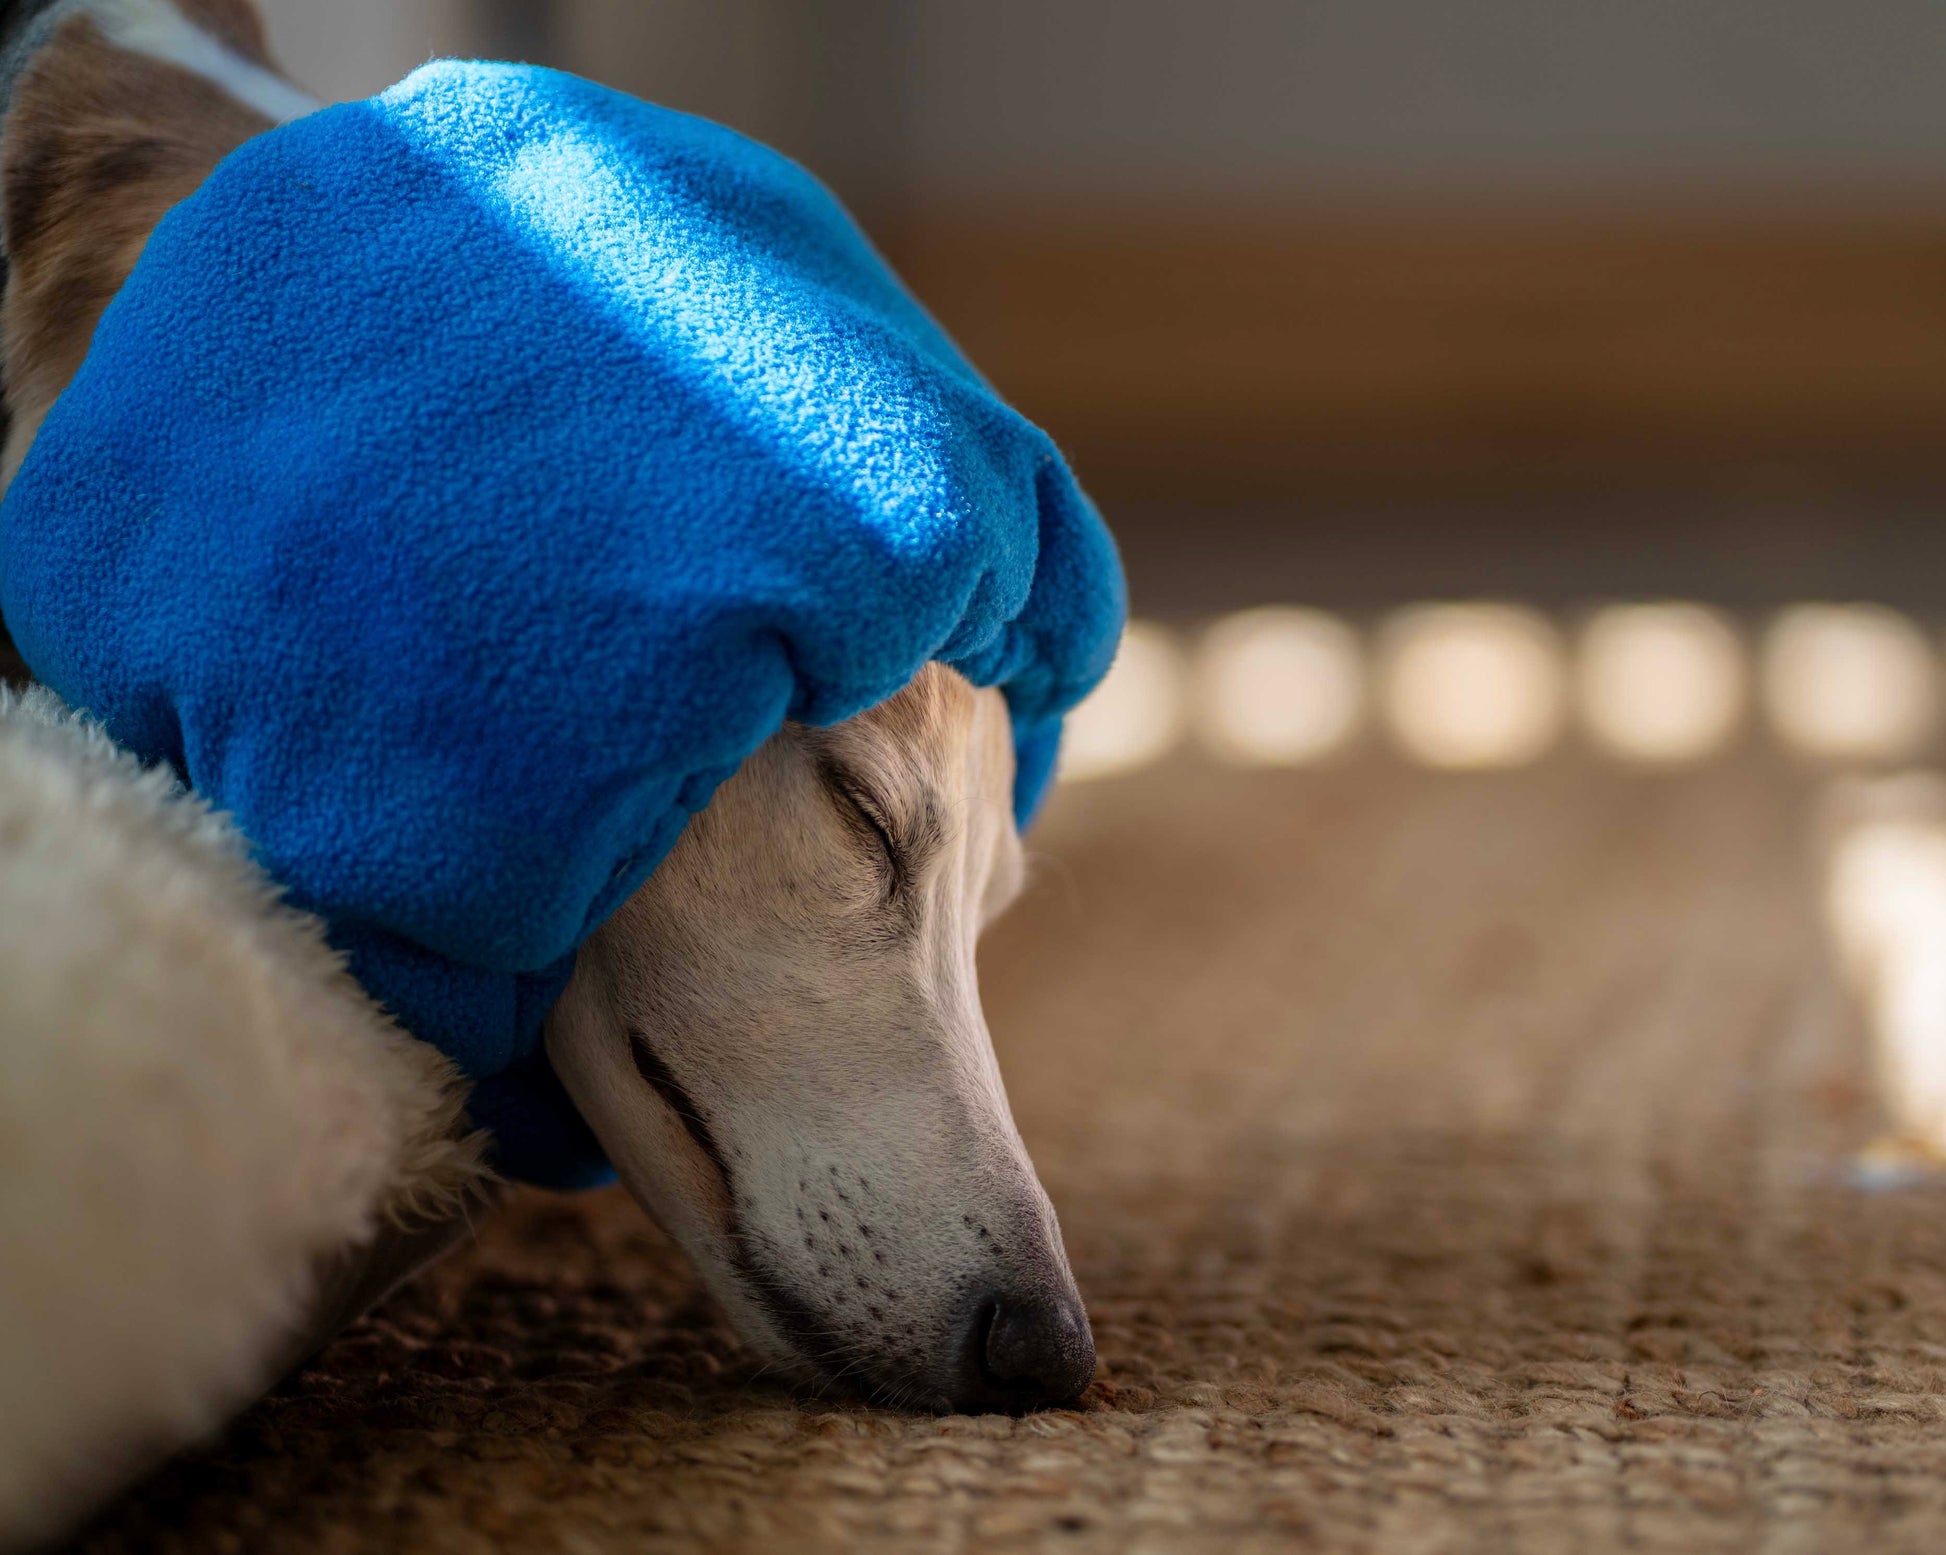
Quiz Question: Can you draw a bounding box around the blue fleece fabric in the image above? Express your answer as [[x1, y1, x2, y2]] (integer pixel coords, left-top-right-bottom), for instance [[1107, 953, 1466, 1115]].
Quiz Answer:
[[0, 62, 1124, 1187]]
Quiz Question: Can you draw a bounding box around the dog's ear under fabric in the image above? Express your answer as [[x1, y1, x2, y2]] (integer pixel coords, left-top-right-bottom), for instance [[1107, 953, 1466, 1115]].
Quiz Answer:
[[0, 61, 1125, 1184]]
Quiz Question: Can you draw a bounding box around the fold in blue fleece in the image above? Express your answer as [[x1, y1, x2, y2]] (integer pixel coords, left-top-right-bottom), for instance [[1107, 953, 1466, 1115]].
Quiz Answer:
[[0, 61, 1124, 1187]]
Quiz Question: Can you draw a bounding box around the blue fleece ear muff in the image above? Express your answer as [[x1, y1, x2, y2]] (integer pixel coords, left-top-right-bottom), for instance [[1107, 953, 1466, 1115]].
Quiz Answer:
[[0, 62, 1125, 1186]]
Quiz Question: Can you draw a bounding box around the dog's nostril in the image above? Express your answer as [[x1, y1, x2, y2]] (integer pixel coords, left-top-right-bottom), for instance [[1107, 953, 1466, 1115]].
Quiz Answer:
[[954, 1293, 1095, 1413]]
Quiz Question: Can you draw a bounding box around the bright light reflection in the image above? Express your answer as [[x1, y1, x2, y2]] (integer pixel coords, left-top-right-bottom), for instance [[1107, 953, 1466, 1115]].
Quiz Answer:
[[1577, 603, 1745, 765], [1822, 774, 1946, 1154], [1763, 605, 1938, 763], [1193, 607, 1365, 767], [1377, 603, 1567, 770], [1058, 620, 1187, 782]]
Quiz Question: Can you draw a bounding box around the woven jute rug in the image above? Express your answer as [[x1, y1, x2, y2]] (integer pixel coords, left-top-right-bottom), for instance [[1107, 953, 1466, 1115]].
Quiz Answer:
[[69, 754, 1946, 1554]]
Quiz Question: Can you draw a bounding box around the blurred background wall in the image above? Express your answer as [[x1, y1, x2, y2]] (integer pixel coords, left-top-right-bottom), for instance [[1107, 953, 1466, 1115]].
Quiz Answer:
[[252, 0, 1946, 610], [256, 1, 1946, 193]]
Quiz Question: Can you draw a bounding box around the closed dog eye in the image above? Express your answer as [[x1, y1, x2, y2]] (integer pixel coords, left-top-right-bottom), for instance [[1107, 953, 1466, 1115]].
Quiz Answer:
[[818, 760, 910, 900]]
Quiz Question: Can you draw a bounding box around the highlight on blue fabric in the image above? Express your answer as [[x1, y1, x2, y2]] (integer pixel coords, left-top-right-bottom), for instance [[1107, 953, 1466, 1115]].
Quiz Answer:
[[0, 61, 1125, 1188]]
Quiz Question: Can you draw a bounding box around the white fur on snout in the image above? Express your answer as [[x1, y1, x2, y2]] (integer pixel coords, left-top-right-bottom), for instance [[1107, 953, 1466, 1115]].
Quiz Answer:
[[547, 667, 1084, 1403]]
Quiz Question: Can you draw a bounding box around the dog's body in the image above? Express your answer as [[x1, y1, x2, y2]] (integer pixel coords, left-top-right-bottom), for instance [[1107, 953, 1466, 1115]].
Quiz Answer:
[[0, 684, 489, 1549], [0, 4, 1092, 1546]]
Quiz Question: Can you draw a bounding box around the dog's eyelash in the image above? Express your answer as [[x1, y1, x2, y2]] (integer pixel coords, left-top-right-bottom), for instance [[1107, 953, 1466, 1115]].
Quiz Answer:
[[822, 765, 907, 893], [841, 786, 902, 876]]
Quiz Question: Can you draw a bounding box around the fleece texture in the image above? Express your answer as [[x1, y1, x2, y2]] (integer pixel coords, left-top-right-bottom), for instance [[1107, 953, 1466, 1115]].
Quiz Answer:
[[0, 61, 1125, 1187]]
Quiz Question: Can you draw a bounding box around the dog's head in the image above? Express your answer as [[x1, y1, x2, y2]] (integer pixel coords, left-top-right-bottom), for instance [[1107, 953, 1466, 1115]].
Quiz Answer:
[[545, 664, 1092, 1412]]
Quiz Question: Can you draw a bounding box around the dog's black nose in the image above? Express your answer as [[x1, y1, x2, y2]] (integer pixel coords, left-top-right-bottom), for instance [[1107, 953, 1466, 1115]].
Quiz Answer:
[[948, 1292, 1095, 1413]]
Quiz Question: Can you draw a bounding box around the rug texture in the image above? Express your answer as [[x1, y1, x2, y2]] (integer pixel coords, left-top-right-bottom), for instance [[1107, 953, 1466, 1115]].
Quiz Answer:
[[65, 754, 1946, 1554]]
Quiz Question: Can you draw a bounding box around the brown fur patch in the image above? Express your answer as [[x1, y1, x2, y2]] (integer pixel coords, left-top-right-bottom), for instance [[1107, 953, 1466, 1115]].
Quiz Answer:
[[1, 9, 277, 442]]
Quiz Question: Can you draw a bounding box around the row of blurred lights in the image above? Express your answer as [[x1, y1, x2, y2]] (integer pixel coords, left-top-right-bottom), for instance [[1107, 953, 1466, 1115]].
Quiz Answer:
[[1061, 602, 1944, 782]]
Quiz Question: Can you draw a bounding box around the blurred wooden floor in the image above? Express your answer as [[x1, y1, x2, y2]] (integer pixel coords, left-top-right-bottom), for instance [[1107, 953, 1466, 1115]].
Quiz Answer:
[[74, 752, 1946, 1555]]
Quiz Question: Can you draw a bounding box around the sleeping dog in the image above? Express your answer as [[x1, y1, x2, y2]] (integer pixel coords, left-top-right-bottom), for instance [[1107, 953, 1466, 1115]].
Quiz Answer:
[[0, 2, 1100, 1545]]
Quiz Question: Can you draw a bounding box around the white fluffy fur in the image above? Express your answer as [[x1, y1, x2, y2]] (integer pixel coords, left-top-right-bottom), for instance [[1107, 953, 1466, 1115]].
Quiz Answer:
[[0, 687, 487, 1552]]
